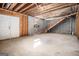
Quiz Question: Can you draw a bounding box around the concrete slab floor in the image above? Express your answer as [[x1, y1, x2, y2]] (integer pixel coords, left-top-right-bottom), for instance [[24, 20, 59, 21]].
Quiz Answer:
[[0, 33, 79, 56]]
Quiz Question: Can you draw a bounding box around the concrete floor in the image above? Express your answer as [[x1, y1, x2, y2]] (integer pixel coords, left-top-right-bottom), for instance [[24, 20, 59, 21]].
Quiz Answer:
[[0, 33, 79, 56]]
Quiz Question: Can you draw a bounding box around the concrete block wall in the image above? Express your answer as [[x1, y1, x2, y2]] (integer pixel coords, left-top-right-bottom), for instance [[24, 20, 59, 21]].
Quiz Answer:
[[28, 16, 48, 35]]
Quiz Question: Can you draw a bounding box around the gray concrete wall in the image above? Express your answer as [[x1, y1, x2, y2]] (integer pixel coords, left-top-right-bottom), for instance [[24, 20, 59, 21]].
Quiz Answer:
[[47, 16, 76, 35], [28, 16, 76, 35], [28, 16, 48, 35]]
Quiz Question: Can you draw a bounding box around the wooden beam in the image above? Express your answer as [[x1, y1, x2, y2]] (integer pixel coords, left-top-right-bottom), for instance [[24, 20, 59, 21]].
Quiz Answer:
[[20, 15, 28, 36], [24, 3, 56, 14], [2, 3, 5, 8], [8, 3, 17, 10], [30, 4, 77, 16], [0, 8, 27, 16], [0, 7, 43, 20], [19, 3, 34, 13], [25, 4, 64, 15], [75, 12, 79, 38], [5, 3, 11, 9], [14, 3, 26, 11], [46, 12, 77, 19]]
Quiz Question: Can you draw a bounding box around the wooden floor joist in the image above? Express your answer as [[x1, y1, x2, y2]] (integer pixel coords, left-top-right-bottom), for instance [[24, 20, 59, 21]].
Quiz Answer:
[[9, 3, 17, 10], [29, 4, 77, 16], [5, 3, 11, 9], [14, 4, 26, 11], [2, 3, 5, 8], [19, 4, 34, 13]]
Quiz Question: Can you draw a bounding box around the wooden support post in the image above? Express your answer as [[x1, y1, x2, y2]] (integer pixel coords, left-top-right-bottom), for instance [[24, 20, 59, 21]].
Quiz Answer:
[[75, 12, 79, 38]]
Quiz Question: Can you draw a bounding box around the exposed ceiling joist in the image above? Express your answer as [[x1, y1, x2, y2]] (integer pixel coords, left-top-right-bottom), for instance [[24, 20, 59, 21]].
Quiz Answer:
[[46, 12, 77, 20], [0, 3, 78, 20], [26, 3, 42, 12], [29, 4, 77, 16], [25, 3, 64, 15], [19, 3, 34, 13], [9, 3, 17, 10], [14, 3, 26, 11], [2, 3, 5, 8], [5, 3, 11, 9]]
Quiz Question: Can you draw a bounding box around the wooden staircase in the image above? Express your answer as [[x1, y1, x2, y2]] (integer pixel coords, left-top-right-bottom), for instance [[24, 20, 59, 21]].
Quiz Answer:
[[44, 12, 77, 33], [45, 18, 65, 32]]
